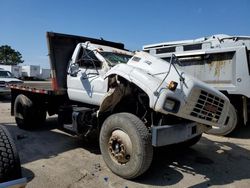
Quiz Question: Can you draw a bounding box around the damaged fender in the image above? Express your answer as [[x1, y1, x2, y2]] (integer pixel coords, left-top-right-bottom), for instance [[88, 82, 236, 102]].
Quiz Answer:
[[99, 64, 160, 112]]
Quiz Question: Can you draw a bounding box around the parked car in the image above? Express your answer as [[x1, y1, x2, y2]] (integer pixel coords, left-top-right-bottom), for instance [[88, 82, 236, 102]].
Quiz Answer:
[[0, 69, 23, 95]]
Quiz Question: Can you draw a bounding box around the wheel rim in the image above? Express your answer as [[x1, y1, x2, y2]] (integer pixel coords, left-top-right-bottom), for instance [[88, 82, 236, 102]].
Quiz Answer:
[[108, 130, 132, 164]]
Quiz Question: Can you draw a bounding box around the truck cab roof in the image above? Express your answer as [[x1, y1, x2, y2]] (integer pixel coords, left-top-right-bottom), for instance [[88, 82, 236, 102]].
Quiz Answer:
[[80, 42, 134, 56]]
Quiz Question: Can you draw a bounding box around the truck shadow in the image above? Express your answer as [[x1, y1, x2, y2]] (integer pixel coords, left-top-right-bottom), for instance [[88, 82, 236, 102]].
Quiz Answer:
[[227, 124, 250, 139], [1, 117, 100, 165], [135, 136, 250, 187], [0, 94, 11, 103], [21, 167, 35, 183]]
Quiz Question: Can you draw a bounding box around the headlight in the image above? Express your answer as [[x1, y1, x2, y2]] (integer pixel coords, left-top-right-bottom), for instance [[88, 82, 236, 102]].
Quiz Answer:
[[163, 98, 180, 112]]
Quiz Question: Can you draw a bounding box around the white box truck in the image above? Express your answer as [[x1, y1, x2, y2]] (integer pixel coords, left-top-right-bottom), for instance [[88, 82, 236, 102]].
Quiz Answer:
[[21, 65, 40, 78], [39, 68, 51, 80]]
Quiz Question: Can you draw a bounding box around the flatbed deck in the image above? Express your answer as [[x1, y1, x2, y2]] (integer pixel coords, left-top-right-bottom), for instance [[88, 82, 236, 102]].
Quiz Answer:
[[7, 81, 60, 95], [21, 81, 52, 90]]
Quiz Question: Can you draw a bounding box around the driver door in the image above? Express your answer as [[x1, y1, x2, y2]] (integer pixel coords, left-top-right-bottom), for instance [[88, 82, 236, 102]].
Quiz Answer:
[[67, 46, 108, 105]]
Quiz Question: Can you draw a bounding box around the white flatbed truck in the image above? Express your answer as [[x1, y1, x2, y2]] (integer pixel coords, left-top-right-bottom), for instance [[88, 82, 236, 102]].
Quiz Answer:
[[8, 32, 234, 179]]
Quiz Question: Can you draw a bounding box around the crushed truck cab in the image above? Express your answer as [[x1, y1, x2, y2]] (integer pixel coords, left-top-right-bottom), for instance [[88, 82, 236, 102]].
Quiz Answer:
[[10, 32, 234, 179], [105, 52, 232, 127]]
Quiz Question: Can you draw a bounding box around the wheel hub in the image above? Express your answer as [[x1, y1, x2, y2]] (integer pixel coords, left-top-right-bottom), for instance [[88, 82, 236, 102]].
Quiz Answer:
[[108, 130, 132, 164]]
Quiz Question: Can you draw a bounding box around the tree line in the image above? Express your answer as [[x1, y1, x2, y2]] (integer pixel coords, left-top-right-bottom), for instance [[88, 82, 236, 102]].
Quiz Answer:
[[0, 45, 24, 65]]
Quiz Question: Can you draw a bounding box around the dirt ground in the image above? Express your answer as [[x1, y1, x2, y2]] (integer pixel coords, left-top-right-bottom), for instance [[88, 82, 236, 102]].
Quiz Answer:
[[1, 95, 250, 188]]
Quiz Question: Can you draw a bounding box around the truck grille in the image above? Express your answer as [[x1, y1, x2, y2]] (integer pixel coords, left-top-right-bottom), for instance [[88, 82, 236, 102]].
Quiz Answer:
[[190, 90, 224, 123]]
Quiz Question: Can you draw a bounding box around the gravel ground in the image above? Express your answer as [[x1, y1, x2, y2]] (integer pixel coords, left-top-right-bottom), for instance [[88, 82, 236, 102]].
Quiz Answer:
[[1, 94, 250, 188]]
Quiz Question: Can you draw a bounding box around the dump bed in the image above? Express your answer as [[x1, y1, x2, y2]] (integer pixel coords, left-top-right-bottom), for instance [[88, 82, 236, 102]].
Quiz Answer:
[[47, 32, 125, 92]]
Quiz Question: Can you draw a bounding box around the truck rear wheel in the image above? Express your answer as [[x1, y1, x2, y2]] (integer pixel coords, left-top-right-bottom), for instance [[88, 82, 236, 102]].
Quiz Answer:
[[0, 125, 22, 182], [14, 94, 46, 130], [99, 113, 153, 179]]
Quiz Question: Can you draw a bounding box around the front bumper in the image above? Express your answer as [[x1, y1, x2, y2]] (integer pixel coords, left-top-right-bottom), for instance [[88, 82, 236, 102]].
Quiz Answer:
[[151, 122, 210, 147]]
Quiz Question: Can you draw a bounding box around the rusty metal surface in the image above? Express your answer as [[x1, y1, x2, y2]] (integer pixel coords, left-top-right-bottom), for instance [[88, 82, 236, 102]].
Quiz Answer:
[[175, 52, 234, 86]]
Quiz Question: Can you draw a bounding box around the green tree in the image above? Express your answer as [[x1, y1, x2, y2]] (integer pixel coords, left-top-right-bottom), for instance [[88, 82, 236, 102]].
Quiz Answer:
[[0, 45, 24, 65]]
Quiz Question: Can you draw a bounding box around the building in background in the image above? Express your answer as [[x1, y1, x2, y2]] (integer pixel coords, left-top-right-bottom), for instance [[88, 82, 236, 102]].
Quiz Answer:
[[0, 64, 51, 80], [39, 68, 51, 80], [21, 65, 41, 78]]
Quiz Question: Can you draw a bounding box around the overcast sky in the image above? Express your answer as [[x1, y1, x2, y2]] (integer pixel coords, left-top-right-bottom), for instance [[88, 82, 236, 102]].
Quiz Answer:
[[0, 0, 249, 68]]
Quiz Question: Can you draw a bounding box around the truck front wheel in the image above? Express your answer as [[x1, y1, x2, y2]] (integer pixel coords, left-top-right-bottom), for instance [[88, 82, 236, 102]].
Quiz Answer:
[[14, 94, 46, 130], [99, 113, 153, 179]]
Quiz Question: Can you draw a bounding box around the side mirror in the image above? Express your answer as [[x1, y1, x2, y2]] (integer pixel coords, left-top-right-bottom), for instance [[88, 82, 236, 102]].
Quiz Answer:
[[69, 63, 80, 77]]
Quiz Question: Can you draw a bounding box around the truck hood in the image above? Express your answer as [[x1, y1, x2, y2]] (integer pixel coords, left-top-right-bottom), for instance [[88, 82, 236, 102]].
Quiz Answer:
[[106, 51, 229, 106], [126, 51, 199, 89], [126, 51, 194, 85], [127, 51, 174, 77], [108, 51, 228, 99]]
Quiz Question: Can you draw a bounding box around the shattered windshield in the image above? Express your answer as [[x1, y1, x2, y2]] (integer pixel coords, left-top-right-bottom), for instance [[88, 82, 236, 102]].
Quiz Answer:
[[99, 52, 132, 66]]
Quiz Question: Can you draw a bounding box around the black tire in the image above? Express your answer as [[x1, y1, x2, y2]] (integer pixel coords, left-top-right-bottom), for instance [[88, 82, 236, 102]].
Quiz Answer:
[[99, 113, 153, 179], [14, 94, 46, 130], [0, 125, 22, 182]]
